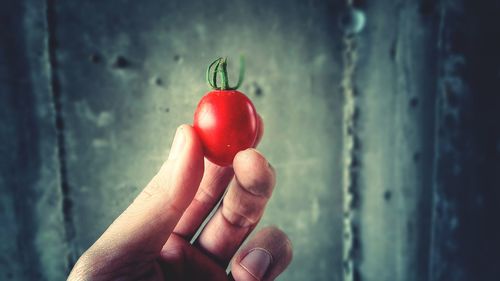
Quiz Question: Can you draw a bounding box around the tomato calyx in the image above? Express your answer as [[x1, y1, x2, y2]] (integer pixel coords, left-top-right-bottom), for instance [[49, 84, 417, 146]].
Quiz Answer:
[[206, 57, 245, 90]]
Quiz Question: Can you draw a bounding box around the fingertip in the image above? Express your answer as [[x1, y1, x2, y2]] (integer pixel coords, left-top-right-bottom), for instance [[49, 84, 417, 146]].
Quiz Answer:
[[143, 123, 206, 226], [177, 124, 203, 159], [231, 226, 293, 281], [233, 149, 275, 198], [155, 124, 204, 190]]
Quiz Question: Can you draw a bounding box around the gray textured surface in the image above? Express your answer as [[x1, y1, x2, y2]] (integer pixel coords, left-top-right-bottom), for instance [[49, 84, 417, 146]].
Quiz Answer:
[[2, 0, 500, 281]]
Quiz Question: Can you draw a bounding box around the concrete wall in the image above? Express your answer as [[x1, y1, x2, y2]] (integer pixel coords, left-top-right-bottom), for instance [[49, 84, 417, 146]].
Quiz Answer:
[[1, 0, 499, 281]]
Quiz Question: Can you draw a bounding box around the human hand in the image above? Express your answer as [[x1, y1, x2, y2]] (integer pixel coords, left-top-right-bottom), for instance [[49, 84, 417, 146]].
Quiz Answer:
[[67, 124, 292, 281]]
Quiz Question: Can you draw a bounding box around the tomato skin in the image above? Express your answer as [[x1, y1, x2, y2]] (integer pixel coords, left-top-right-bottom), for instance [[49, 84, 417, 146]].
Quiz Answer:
[[193, 90, 259, 166]]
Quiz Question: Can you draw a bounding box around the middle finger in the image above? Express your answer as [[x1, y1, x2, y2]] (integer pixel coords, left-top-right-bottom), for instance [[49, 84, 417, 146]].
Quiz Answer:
[[194, 149, 276, 266], [173, 159, 234, 240]]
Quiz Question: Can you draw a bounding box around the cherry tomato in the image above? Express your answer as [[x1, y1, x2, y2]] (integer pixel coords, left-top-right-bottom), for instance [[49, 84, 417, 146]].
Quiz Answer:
[[194, 90, 259, 166], [193, 57, 260, 166]]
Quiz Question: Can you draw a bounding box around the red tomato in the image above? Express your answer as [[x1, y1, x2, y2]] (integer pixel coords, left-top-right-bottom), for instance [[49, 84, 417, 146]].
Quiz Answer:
[[194, 90, 259, 166], [193, 57, 260, 166]]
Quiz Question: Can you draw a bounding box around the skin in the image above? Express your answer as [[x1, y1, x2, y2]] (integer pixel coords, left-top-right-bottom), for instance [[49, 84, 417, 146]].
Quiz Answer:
[[68, 123, 292, 281]]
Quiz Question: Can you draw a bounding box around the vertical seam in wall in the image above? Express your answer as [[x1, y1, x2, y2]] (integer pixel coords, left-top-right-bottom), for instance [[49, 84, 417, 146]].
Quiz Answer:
[[427, 2, 446, 280], [342, 7, 361, 281], [45, 0, 76, 273]]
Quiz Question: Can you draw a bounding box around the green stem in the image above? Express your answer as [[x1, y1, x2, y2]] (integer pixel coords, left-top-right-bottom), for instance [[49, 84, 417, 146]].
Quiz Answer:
[[219, 58, 229, 90], [206, 56, 245, 90], [212, 59, 221, 89], [206, 58, 221, 89]]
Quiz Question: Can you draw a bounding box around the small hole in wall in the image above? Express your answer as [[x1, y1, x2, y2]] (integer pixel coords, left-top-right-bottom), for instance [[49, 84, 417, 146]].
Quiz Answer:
[[347, 126, 354, 135], [251, 82, 263, 97], [410, 97, 419, 108], [113, 56, 130, 68], [384, 190, 392, 201], [351, 155, 360, 168], [349, 190, 359, 209], [153, 77, 164, 87], [389, 43, 397, 60], [89, 53, 102, 64]]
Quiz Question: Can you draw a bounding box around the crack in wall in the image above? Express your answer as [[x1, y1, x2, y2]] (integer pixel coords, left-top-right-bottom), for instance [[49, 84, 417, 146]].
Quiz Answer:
[[45, 0, 76, 273], [342, 21, 362, 281], [428, 2, 448, 280]]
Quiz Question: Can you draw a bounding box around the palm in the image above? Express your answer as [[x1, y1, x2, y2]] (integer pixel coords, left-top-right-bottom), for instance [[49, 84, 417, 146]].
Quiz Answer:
[[158, 234, 229, 281]]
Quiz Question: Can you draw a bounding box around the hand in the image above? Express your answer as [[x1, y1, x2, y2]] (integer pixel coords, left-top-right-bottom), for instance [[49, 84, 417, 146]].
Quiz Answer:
[[68, 124, 293, 281]]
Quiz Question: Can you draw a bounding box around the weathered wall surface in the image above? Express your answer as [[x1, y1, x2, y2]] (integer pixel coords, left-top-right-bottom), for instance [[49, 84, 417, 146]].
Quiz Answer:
[[429, 1, 500, 280], [348, 0, 437, 280], [1, 0, 499, 281], [0, 1, 68, 280]]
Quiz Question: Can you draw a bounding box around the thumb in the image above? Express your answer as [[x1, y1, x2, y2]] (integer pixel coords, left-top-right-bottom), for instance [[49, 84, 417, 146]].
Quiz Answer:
[[88, 124, 204, 259]]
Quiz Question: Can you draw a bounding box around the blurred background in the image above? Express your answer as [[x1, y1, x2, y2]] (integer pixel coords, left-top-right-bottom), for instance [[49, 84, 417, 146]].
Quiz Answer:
[[0, 0, 499, 280]]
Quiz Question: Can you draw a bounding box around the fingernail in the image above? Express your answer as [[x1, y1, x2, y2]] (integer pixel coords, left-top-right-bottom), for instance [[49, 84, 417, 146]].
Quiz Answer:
[[240, 248, 272, 280], [168, 127, 185, 160]]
